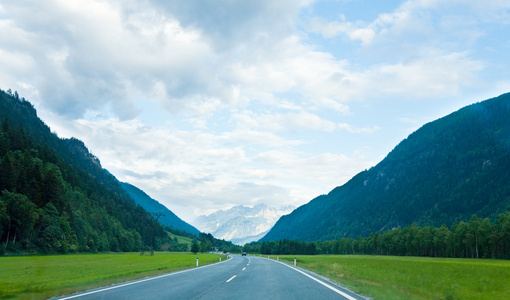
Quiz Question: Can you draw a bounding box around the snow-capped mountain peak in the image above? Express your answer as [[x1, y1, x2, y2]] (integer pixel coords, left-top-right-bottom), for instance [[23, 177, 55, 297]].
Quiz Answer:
[[192, 204, 295, 245]]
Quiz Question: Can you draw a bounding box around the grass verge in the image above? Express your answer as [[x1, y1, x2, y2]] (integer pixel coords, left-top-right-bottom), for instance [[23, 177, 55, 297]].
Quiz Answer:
[[273, 255, 510, 300], [0, 252, 221, 300]]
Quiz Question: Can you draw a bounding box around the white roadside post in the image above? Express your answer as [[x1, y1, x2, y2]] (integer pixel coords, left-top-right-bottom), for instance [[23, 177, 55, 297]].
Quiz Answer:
[[220, 257, 222, 262], [196, 257, 199, 267], [277, 256, 279, 261], [294, 258, 296, 267]]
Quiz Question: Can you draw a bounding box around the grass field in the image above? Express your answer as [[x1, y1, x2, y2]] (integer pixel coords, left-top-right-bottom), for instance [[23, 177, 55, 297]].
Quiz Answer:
[[0, 252, 221, 300], [167, 232, 193, 245], [274, 255, 510, 300]]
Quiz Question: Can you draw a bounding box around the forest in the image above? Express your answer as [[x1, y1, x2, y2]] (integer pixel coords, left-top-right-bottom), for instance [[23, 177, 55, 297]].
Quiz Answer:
[[246, 212, 510, 259]]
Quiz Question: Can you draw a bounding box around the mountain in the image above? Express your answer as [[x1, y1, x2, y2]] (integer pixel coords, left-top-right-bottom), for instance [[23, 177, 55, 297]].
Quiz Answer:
[[192, 204, 295, 245], [0, 89, 172, 253], [120, 182, 199, 235], [262, 93, 510, 242]]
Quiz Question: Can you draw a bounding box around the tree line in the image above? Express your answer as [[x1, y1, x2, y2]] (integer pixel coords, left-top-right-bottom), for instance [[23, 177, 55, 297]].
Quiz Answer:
[[245, 213, 510, 260], [190, 232, 242, 254]]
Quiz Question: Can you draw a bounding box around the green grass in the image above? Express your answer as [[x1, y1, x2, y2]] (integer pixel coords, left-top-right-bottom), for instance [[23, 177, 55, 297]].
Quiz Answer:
[[274, 255, 510, 300], [0, 252, 221, 300], [167, 232, 193, 245]]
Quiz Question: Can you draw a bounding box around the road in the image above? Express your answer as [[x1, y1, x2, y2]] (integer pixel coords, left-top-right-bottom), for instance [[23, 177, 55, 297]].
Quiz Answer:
[[57, 255, 365, 300]]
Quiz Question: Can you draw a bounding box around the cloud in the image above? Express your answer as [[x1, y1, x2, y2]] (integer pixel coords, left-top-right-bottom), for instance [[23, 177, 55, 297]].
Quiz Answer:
[[1, 0, 221, 119], [338, 123, 381, 134], [308, 0, 510, 49], [367, 51, 484, 97], [5, 0, 490, 124], [225, 35, 362, 112], [308, 16, 376, 46], [1, 0, 363, 122], [146, 0, 314, 49], [232, 110, 337, 132]]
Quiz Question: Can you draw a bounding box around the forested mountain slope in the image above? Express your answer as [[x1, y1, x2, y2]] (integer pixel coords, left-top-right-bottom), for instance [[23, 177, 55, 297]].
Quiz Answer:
[[0, 89, 169, 253], [262, 93, 510, 242], [121, 182, 199, 235]]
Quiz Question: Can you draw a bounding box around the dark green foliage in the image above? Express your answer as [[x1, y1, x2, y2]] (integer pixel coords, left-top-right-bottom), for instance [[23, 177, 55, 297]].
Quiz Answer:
[[254, 212, 510, 259], [191, 242, 199, 254], [1, 191, 36, 250], [263, 93, 510, 242], [36, 203, 78, 253], [120, 182, 200, 235], [196, 232, 242, 253]]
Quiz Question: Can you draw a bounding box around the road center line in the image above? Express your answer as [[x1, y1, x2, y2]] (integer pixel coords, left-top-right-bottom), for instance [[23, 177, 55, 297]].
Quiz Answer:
[[242, 267, 246, 271], [226, 275, 237, 283], [271, 259, 358, 300]]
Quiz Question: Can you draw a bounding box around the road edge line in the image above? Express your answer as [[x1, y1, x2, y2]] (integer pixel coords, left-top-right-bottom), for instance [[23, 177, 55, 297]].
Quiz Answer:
[[270, 259, 358, 300], [59, 256, 234, 299]]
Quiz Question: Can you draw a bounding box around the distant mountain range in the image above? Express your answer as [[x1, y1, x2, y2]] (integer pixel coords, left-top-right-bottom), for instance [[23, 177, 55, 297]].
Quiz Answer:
[[120, 182, 199, 235], [262, 93, 510, 242], [192, 204, 295, 245]]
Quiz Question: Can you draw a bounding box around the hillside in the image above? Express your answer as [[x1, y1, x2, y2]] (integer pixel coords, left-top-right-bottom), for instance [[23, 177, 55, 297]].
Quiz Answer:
[[262, 93, 510, 242], [0, 89, 170, 253], [120, 182, 199, 235]]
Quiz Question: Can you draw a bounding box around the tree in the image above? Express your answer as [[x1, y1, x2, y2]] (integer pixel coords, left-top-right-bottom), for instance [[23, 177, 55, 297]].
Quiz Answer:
[[0, 197, 8, 246], [434, 225, 450, 257], [191, 242, 199, 254], [2, 190, 36, 249], [200, 240, 212, 253]]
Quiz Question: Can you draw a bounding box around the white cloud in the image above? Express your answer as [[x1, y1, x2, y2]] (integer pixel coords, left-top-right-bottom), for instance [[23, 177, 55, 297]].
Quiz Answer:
[[308, 16, 376, 45], [308, 0, 510, 50], [338, 123, 381, 134], [232, 110, 337, 133], [225, 34, 363, 112], [367, 51, 484, 97]]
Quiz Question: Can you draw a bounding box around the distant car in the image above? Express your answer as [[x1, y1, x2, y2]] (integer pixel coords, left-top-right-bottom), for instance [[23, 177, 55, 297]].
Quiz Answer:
[[242, 252, 247, 256], [225, 252, 230, 256]]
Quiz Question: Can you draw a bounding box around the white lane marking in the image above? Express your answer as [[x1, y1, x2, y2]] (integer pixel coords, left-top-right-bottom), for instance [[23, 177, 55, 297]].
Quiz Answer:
[[60, 256, 234, 299], [226, 275, 237, 282], [271, 259, 358, 300], [242, 267, 246, 271]]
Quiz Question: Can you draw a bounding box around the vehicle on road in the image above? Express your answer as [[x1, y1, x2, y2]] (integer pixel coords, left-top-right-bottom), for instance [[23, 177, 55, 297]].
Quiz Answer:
[[242, 252, 247, 256]]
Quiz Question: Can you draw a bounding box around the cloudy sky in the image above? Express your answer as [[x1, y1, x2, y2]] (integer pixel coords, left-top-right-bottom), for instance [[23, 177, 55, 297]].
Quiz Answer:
[[1, 0, 509, 222]]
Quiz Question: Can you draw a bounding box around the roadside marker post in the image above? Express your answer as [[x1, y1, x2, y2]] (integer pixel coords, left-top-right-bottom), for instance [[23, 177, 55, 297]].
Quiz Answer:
[[277, 256, 279, 261], [196, 258, 199, 267], [294, 258, 296, 267], [220, 257, 222, 262]]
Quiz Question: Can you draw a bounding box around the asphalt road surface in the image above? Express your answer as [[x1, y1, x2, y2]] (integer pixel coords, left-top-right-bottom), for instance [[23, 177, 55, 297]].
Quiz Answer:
[[57, 255, 365, 300]]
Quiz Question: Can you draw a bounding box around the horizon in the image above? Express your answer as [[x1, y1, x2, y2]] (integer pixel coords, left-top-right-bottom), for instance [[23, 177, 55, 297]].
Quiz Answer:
[[1, 0, 509, 223]]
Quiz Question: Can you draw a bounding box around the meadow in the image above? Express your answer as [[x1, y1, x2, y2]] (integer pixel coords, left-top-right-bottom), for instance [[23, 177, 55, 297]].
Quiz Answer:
[[275, 255, 510, 300], [0, 252, 221, 300]]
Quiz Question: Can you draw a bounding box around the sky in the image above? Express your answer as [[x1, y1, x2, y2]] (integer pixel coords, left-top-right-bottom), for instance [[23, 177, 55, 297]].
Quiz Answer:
[[1, 0, 509, 223]]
